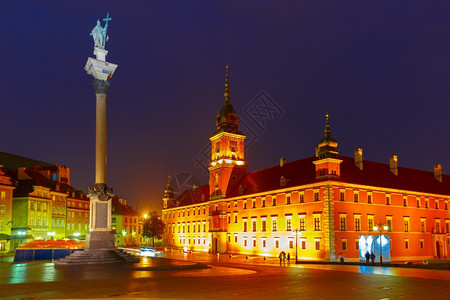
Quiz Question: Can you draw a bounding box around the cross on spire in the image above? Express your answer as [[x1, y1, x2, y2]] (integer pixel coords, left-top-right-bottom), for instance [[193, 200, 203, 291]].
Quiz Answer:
[[102, 12, 111, 46]]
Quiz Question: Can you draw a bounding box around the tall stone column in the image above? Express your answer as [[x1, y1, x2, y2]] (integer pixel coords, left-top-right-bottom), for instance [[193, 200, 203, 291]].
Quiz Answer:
[[93, 79, 109, 185], [84, 45, 117, 251]]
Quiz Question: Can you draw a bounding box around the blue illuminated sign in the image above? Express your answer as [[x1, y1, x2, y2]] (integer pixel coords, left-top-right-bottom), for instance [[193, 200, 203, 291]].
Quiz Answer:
[[359, 235, 390, 263]]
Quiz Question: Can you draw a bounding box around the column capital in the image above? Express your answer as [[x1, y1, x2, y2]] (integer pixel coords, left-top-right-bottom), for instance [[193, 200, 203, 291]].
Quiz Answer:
[[88, 183, 114, 201], [92, 78, 110, 94]]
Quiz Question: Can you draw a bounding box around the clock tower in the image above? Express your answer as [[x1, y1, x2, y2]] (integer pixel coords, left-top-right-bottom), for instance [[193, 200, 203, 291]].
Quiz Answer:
[[209, 65, 247, 199]]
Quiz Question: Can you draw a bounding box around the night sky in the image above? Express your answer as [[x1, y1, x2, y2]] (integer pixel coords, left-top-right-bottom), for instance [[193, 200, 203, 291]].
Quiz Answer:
[[0, 1, 449, 213]]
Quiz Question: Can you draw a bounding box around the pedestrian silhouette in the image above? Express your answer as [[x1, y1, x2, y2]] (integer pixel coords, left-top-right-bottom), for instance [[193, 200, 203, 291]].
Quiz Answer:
[[287, 253, 290, 264], [365, 251, 370, 264], [370, 252, 375, 264]]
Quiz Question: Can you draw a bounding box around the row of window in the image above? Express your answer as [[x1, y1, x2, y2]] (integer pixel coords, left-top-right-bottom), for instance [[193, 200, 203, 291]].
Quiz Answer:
[[343, 191, 449, 210], [166, 221, 208, 234], [166, 190, 449, 220], [165, 206, 208, 219], [339, 214, 450, 234], [235, 214, 321, 232], [66, 223, 88, 231], [29, 217, 47, 227]]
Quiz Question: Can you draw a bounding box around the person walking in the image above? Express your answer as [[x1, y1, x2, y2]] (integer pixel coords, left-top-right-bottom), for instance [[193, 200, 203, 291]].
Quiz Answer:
[[287, 253, 290, 264], [365, 251, 370, 264], [370, 252, 376, 264], [279, 252, 283, 264]]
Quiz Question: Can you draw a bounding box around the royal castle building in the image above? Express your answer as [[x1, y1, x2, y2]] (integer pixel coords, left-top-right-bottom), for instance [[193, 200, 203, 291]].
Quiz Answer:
[[161, 66, 450, 262]]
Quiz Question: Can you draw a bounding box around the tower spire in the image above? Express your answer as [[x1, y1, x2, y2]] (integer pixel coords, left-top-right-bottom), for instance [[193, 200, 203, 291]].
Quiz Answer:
[[324, 110, 331, 139], [224, 64, 230, 102]]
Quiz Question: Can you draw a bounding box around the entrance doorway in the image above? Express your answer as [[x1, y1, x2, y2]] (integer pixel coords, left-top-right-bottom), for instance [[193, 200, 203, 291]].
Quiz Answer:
[[436, 241, 441, 259]]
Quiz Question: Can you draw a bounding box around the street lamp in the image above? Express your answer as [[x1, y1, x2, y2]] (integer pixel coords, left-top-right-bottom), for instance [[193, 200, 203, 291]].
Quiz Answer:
[[373, 223, 389, 265], [292, 228, 300, 264]]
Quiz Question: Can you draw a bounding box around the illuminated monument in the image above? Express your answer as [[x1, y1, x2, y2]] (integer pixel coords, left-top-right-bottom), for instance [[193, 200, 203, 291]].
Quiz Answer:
[[57, 14, 136, 265], [84, 13, 117, 251], [162, 66, 450, 262]]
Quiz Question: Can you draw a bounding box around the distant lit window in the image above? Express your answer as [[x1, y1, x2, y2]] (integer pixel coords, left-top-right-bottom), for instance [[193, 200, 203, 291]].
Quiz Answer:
[[314, 192, 319, 202], [340, 216, 346, 231], [420, 239, 424, 249], [405, 239, 409, 249], [234, 233, 238, 243], [272, 218, 277, 231], [286, 216, 292, 231], [368, 194, 372, 204], [275, 238, 280, 248], [314, 216, 321, 231], [404, 218, 409, 232], [340, 192, 345, 201], [262, 238, 267, 248], [289, 238, 294, 249], [300, 194, 305, 203], [355, 239, 359, 250], [299, 215, 305, 231], [342, 239, 347, 251], [286, 195, 291, 205], [386, 196, 390, 205], [354, 193, 358, 203], [354, 216, 361, 231], [272, 196, 276, 206], [315, 239, 320, 250], [300, 238, 306, 250], [261, 219, 267, 231]]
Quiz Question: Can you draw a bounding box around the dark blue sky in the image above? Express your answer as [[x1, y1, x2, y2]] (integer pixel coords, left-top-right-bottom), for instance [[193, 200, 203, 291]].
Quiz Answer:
[[0, 1, 449, 212]]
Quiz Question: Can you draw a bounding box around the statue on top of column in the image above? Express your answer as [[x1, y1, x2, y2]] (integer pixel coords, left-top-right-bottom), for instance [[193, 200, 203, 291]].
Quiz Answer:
[[90, 13, 111, 50]]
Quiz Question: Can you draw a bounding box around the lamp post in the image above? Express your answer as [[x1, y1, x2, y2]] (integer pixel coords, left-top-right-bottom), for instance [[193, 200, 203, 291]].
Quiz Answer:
[[373, 223, 389, 265], [292, 228, 300, 264]]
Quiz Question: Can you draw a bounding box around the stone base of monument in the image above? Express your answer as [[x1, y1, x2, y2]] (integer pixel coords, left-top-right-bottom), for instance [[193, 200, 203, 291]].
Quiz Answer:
[[55, 248, 139, 266], [54, 231, 140, 266], [85, 231, 115, 251]]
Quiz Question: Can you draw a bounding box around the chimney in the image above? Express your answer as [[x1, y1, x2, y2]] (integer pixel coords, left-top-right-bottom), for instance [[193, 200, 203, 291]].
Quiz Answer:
[[354, 148, 363, 171], [389, 155, 398, 176], [434, 164, 442, 183], [280, 157, 287, 167]]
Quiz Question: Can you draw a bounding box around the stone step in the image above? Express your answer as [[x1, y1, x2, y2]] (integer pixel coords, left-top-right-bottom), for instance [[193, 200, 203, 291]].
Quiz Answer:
[[55, 250, 139, 266]]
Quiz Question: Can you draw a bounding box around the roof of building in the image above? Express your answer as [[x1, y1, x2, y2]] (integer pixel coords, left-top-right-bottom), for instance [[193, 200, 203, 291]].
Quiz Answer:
[[0, 152, 55, 170], [170, 154, 450, 208], [9, 168, 81, 198], [171, 185, 210, 207], [227, 155, 450, 198], [111, 196, 140, 216]]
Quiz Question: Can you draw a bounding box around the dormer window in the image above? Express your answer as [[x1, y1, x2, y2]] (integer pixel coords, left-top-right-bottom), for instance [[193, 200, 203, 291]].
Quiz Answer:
[[239, 185, 244, 195], [280, 176, 286, 187]]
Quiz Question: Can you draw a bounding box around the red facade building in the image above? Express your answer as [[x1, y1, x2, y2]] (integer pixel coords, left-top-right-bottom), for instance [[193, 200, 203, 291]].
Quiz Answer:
[[162, 67, 450, 262]]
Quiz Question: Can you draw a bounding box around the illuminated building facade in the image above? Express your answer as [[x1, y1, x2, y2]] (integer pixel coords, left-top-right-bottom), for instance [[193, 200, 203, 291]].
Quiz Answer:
[[66, 192, 90, 240], [0, 168, 14, 253], [162, 67, 450, 262], [111, 197, 141, 247]]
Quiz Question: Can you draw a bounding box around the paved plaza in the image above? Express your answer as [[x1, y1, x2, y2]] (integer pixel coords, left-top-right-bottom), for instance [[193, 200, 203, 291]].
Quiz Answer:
[[0, 252, 449, 299]]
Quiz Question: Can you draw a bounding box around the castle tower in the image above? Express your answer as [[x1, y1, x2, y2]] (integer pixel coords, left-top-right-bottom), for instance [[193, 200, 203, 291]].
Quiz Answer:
[[313, 112, 342, 179], [209, 65, 247, 199], [163, 176, 175, 209]]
